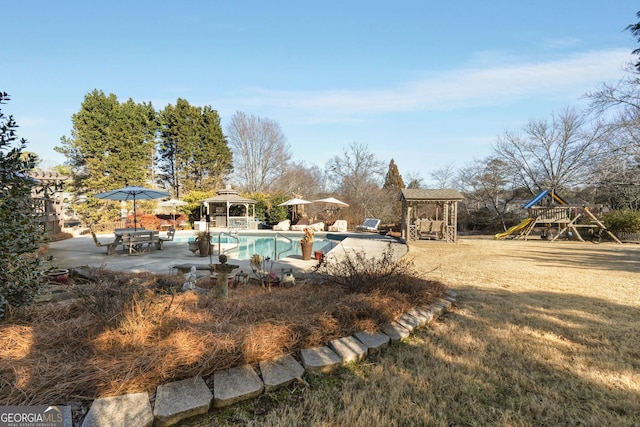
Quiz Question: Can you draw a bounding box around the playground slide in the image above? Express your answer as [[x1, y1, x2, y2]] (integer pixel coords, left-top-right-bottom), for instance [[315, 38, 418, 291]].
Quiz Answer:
[[494, 218, 534, 239]]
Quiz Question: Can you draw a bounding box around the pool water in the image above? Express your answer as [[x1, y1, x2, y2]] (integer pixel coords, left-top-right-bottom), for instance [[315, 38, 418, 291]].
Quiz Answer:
[[177, 234, 336, 260]]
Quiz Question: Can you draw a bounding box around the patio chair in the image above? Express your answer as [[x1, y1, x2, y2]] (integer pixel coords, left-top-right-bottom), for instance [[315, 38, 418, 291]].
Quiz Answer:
[[156, 227, 176, 249], [91, 231, 121, 255], [272, 219, 291, 231], [356, 218, 381, 232], [328, 220, 348, 232]]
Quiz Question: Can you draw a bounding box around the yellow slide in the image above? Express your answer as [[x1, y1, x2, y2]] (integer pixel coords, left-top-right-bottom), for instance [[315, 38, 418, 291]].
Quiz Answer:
[[494, 218, 534, 239]]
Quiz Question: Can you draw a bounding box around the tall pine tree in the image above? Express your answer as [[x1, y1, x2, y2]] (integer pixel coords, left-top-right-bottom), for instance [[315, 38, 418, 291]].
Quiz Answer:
[[55, 90, 157, 224], [56, 89, 156, 192], [157, 99, 231, 197]]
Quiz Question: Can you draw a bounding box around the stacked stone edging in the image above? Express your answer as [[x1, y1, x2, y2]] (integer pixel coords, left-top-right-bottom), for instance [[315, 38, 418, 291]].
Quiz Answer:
[[79, 290, 457, 427]]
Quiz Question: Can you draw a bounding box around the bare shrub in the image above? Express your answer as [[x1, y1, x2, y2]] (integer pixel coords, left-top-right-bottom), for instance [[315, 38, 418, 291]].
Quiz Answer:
[[316, 243, 422, 294], [68, 269, 177, 327]]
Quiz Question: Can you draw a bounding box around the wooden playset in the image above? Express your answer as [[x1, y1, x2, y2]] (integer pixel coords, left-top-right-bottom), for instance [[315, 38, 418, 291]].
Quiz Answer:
[[495, 190, 621, 243]]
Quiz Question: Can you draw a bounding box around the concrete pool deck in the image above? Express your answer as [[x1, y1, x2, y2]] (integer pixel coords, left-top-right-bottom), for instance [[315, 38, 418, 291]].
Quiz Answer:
[[47, 228, 407, 278]]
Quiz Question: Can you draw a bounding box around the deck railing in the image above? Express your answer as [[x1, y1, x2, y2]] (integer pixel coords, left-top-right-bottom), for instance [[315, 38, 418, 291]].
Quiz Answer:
[[529, 207, 570, 222]]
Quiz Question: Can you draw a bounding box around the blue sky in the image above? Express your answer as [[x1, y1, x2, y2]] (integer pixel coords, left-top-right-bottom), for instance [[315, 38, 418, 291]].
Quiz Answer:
[[2, 1, 638, 184]]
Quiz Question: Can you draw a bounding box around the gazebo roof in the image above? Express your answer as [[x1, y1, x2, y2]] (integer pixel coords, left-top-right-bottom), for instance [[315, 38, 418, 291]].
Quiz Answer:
[[201, 193, 256, 204], [400, 188, 464, 201], [201, 185, 256, 204]]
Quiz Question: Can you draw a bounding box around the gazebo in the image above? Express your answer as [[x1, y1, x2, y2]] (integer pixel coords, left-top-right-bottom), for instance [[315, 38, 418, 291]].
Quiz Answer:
[[200, 185, 257, 230], [400, 188, 464, 243]]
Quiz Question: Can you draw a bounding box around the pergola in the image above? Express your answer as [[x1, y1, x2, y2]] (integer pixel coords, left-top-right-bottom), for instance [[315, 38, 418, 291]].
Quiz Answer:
[[30, 170, 69, 235], [400, 188, 464, 243], [201, 185, 257, 230]]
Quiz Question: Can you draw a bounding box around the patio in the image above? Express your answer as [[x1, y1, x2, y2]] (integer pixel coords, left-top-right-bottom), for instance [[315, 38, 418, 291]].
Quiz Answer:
[[47, 229, 406, 279]]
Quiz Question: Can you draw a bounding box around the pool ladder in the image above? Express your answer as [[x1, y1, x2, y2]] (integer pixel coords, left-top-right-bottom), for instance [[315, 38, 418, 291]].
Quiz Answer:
[[274, 233, 293, 260], [216, 231, 240, 255]]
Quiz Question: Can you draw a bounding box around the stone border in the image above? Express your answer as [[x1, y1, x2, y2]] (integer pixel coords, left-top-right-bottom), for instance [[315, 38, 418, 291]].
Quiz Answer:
[[80, 290, 457, 427]]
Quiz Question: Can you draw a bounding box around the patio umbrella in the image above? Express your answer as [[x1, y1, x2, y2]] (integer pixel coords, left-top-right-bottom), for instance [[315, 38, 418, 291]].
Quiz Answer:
[[159, 198, 188, 226], [278, 198, 312, 221], [313, 197, 349, 220], [93, 186, 170, 230], [313, 197, 349, 208]]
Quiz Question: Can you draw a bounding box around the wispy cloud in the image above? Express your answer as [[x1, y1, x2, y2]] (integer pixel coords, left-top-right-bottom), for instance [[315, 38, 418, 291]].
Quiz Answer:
[[226, 49, 631, 121]]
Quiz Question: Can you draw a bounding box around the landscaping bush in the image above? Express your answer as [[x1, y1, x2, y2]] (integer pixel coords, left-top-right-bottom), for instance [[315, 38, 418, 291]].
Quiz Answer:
[[0, 92, 49, 317], [602, 209, 640, 233]]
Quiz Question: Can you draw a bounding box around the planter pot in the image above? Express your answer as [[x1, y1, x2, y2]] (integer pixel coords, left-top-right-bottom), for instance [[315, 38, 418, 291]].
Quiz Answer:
[[197, 239, 210, 257], [300, 241, 313, 260], [46, 268, 69, 285]]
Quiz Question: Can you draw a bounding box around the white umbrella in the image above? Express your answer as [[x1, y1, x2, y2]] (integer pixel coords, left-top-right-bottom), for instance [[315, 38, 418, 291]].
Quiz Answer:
[[278, 198, 312, 221], [278, 198, 312, 207], [159, 199, 188, 225], [93, 186, 170, 230], [313, 197, 349, 208], [313, 197, 349, 220]]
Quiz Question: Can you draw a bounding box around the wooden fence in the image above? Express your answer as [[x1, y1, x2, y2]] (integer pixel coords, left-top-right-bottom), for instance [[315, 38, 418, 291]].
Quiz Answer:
[[616, 231, 640, 243]]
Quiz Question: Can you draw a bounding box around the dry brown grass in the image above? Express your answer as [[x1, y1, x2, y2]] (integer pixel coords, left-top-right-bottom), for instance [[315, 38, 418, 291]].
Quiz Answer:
[[183, 237, 640, 427], [0, 265, 445, 407]]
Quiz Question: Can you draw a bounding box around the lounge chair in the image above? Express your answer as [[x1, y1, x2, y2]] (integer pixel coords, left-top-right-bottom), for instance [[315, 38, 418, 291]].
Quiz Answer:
[[290, 218, 310, 231], [356, 218, 381, 232], [272, 219, 291, 231], [328, 220, 347, 232], [91, 231, 121, 255], [309, 222, 325, 231]]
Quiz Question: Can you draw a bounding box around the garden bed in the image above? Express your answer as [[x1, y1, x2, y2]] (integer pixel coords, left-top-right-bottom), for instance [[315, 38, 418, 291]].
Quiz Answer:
[[0, 266, 446, 408]]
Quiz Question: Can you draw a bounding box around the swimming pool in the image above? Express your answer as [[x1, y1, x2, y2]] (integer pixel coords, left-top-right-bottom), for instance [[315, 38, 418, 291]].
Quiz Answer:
[[176, 233, 337, 260]]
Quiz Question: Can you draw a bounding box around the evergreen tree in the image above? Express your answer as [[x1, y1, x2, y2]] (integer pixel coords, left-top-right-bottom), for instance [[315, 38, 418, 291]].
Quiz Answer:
[[55, 89, 157, 223], [157, 99, 232, 197], [56, 89, 156, 192], [0, 92, 45, 316], [383, 159, 405, 190], [627, 11, 640, 73]]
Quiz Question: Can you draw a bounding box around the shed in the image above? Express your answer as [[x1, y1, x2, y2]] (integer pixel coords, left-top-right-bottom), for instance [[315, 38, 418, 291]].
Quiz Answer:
[[400, 188, 464, 242], [201, 185, 257, 229]]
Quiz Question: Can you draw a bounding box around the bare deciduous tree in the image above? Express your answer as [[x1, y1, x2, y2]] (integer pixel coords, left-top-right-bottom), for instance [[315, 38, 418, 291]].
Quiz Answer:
[[591, 154, 640, 210], [586, 70, 640, 114], [325, 142, 386, 219], [404, 170, 426, 189], [493, 108, 607, 194], [457, 157, 526, 230], [227, 111, 291, 192], [430, 163, 457, 189], [275, 161, 325, 197], [587, 72, 640, 159]]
